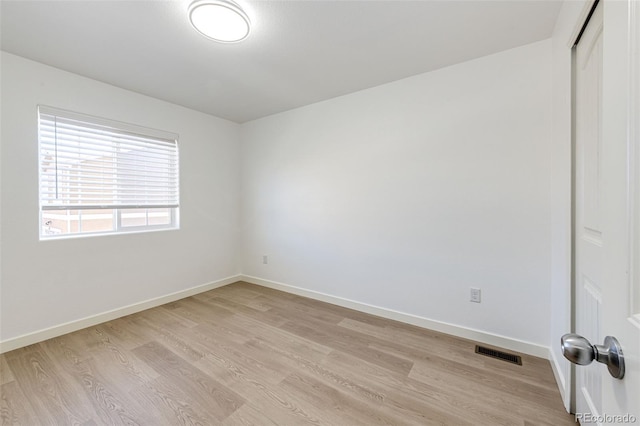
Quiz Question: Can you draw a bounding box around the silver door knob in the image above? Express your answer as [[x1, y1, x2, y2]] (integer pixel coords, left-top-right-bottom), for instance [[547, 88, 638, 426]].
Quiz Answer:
[[561, 333, 625, 379]]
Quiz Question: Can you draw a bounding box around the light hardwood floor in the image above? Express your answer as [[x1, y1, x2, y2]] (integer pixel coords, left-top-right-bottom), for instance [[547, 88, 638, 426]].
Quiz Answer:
[[1, 281, 574, 425]]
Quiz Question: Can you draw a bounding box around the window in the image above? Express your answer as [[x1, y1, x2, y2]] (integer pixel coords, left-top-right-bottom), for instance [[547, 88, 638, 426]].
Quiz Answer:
[[38, 106, 179, 238]]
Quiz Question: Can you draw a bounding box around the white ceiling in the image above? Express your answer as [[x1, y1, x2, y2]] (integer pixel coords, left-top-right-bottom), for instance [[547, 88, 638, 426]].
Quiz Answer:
[[1, 0, 562, 123]]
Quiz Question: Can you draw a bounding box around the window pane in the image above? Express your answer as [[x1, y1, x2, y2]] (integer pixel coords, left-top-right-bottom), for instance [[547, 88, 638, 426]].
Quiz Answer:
[[42, 209, 114, 236], [148, 208, 171, 226], [79, 209, 115, 233], [69, 209, 80, 233], [121, 208, 147, 227], [42, 211, 68, 235]]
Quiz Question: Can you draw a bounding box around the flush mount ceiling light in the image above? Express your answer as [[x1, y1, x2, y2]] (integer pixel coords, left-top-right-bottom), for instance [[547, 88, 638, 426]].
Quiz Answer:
[[188, 0, 251, 43]]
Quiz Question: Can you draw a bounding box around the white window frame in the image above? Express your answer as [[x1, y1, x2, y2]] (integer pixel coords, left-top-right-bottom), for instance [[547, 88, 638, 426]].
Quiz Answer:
[[38, 106, 180, 239]]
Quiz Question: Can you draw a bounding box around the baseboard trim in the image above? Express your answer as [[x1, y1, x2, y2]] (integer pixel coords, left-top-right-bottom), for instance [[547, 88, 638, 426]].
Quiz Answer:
[[1, 273, 552, 360], [549, 347, 571, 412], [0, 274, 242, 354], [240, 274, 550, 359]]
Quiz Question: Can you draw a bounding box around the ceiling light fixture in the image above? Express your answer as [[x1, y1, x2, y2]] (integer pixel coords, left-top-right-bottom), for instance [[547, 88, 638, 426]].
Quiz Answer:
[[188, 0, 251, 43]]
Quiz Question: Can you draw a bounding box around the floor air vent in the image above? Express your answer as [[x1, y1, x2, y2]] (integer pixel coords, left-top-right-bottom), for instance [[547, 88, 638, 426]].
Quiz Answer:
[[475, 345, 522, 365]]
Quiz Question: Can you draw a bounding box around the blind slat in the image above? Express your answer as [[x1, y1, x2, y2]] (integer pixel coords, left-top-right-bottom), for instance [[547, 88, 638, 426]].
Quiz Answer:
[[40, 178, 179, 188], [39, 109, 179, 211], [41, 137, 178, 157], [39, 113, 177, 146], [42, 162, 177, 177], [40, 142, 176, 160], [42, 204, 180, 211]]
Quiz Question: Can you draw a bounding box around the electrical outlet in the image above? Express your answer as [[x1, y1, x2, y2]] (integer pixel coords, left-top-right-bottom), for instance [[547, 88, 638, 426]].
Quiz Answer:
[[262, 255, 268, 264], [470, 288, 481, 303]]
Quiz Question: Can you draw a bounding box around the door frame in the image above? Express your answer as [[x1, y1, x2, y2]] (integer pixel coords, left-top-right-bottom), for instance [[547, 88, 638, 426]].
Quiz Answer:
[[567, 0, 598, 413]]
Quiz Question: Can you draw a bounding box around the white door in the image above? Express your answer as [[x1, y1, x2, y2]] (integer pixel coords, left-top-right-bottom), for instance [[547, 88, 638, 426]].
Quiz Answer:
[[573, 0, 640, 424]]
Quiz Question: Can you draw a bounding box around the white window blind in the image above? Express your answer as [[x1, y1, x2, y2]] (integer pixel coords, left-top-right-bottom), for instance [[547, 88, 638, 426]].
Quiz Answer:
[[39, 107, 179, 211]]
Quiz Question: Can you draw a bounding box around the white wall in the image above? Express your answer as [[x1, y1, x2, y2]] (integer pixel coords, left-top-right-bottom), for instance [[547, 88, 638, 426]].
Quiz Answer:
[[549, 0, 590, 411], [0, 52, 241, 344], [240, 40, 553, 348]]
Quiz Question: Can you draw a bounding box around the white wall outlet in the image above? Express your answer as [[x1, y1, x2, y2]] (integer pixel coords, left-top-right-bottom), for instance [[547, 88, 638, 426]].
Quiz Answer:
[[470, 288, 481, 303], [262, 255, 268, 264]]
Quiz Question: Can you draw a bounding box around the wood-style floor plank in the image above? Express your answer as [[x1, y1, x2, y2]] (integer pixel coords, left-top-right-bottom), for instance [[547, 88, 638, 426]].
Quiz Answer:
[[131, 341, 245, 421], [127, 375, 219, 425], [41, 336, 146, 425], [3, 347, 95, 425], [1, 281, 574, 425], [220, 402, 280, 426], [0, 356, 15, 386], [280, 320, 415, 376], [1, 381, 39, 426]]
